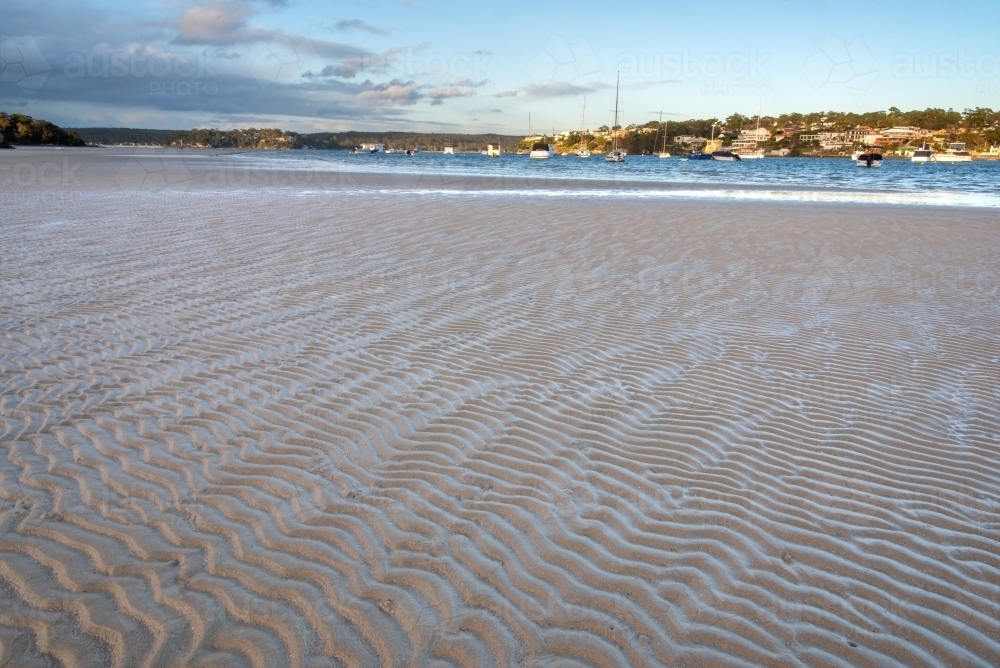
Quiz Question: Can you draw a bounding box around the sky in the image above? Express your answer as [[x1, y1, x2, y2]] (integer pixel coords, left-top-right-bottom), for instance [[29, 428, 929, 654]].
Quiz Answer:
[[2, 0, 999, 133]]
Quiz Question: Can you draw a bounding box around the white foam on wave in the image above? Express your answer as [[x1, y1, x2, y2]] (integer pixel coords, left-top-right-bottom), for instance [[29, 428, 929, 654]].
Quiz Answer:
[[295, 186, 1000, 209]]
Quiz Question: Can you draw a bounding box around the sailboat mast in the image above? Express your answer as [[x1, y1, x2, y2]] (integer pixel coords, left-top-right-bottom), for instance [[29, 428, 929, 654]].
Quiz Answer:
[[662, 113, 668, 154], [612, 71, 620, 151]]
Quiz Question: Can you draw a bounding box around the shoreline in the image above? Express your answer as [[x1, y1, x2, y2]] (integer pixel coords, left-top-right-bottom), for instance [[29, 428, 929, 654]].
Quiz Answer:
[[3, 146, 999, 209]]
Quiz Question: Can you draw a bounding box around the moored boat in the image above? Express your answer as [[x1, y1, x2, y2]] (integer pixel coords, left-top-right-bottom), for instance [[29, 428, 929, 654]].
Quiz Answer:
[[529, 142, 554, 159], [911, 141, 934, 163], [711, 150, 741, 162], [856, 152, 883, 167], [605, 72, 625, 163]]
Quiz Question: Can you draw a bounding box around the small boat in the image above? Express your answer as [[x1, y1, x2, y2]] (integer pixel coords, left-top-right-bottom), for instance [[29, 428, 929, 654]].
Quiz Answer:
[[911, 142, 934, 163], [605, 72, 625, 163], [653, 111, 670, 158], [711, 150, 741, 162], [856, 153, 883, 167], [684, 152, 713, 161], [934, 151, 972, 163], [576, 98, 591, 157], [443, 146, 455, 154], [738, 102, 765, 160], [405, 149, 418, 156], [529, 142, 554, 159], [359, 143, 385, 154], [486, 144, 501, 157]]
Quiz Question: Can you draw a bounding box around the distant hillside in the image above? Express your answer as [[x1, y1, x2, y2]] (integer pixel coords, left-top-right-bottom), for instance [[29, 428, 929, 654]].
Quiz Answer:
[[1, 112, 85, 147], [298, 132, 522, 152], [69, 127, 175, 145]]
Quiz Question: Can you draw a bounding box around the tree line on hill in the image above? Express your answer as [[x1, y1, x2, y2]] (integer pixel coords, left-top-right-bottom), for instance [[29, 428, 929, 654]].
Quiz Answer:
[[0, 112, 84, 148], [552, 107, 1000, 155], [8, 106, 1000, 154]]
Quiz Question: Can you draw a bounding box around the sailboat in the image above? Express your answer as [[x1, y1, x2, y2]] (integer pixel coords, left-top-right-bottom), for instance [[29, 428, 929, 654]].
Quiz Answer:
[[605, 72, 626, 162], [685, 122, 714, 160], [656, 111, 670, 158], [576, 98, 591, 158], [740, 99, 766, 159]]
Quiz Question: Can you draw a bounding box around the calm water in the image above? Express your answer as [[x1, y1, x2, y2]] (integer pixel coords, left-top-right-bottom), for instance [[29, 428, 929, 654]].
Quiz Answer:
[[247, 150, 1000, 207]]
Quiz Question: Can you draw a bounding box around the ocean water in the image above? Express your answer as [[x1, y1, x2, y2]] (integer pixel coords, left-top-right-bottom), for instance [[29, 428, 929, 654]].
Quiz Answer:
[[243, 149, 1000, 208]]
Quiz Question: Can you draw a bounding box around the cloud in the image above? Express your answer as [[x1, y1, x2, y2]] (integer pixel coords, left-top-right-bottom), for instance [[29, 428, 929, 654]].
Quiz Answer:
[[356, 79, 422, 105], [493, 90, 519, 98], [628, 79, 683, 89], [520, 81, 593, 99], [334, 19, 390, 36], [401, 1, 428, 11], [426, 87, 474, 105], [175, 2, 258, 44], [322, 45, 408, 78]]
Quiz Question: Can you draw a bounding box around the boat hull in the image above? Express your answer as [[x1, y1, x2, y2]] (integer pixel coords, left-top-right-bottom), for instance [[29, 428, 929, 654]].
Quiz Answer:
[[933, 154, 972, 163]]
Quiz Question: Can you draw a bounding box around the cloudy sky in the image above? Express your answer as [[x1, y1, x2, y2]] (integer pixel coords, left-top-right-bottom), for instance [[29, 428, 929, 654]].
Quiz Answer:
[[1, 0, 998, 132]]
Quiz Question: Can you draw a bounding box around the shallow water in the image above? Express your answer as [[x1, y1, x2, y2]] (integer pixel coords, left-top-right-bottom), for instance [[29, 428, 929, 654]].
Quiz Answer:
[[243, 150, 1000, 207]]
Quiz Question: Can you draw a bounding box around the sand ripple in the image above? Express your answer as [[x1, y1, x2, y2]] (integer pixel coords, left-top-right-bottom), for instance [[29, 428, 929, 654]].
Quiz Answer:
[[2, 188, 999, 667]]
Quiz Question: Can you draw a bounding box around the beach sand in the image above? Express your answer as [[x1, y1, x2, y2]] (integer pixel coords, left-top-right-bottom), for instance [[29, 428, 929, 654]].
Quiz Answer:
[[2, 149, 999, 667]]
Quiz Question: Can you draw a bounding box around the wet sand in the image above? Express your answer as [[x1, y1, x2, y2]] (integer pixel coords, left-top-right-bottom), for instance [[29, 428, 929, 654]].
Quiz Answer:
[[2, 149, 999, 667]]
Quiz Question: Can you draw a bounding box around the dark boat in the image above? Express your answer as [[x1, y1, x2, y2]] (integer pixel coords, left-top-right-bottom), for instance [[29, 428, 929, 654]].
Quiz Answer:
[[856, 153, 883, 168], [684, 152, 714, 161], [711, 150, 742, 162]]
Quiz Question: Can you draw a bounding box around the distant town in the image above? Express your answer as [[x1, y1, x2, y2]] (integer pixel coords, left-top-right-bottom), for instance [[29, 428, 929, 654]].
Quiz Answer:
[[3, 107, 999, 158]]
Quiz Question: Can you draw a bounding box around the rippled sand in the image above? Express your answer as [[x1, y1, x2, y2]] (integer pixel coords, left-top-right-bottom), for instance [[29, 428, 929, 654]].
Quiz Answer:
[[2, 149, 1000, 667]]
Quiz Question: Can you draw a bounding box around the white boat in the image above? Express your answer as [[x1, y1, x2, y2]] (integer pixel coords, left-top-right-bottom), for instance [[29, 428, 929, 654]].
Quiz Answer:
[[575, 98, 591, 157], [856, 152, 883, 167], [529, 142, 554, 159], [605, 72, 625, 163], [405, 149, 418, 156], [934, 151, 972, 163], [654, 110, 670, 158], [486, 143, 501, 157], [911, 142, 934, 163], [359, 143, 385, 153], [738, 101, 765, 159], [443, 146, 455, 154]]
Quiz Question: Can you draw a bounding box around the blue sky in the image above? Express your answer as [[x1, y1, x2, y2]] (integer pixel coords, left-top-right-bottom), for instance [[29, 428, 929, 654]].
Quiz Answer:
[[2, 0, 998, 132]]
